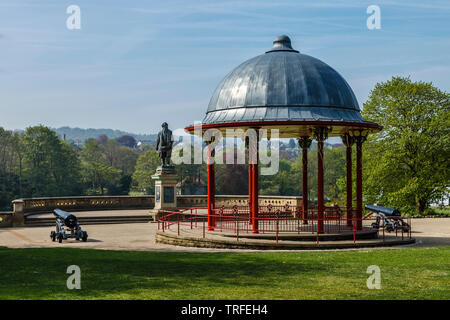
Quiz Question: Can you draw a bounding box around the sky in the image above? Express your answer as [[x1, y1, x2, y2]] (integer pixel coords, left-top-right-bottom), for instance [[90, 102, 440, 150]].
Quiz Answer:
[[0, 0, 449, 135]]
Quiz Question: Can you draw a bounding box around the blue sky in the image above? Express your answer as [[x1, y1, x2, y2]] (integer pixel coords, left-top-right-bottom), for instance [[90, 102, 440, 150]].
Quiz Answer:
[[0, 0, 449, 134]]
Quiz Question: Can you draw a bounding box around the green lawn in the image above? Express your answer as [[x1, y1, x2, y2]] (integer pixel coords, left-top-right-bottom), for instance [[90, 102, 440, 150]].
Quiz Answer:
[[430, 206, 450, 217], [0, 246, 449, 299]]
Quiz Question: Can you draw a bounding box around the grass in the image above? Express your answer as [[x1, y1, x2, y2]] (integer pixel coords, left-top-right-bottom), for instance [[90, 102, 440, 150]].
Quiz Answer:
[[428, 206, 450, 217], [0, 246, 449, 300], [401, 206, 450, 217]]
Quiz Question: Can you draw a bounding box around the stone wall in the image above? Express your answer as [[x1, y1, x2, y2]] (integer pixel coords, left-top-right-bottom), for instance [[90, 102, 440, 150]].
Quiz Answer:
[[12, 195, 155, 216], [0, 212, 13, 228], [177, 195, 301, 208], [8, 194, 301, 227]]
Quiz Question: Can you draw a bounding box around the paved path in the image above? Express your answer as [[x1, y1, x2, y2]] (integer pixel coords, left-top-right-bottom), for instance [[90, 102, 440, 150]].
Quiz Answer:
[[0, 214, 448, 252]]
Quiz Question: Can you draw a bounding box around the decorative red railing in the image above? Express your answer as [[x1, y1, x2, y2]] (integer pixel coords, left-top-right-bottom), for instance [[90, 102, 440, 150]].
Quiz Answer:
[[158, 206, 412, 244]]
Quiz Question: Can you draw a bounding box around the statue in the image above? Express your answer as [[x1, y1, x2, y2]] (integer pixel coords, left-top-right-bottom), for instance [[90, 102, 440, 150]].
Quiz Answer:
[[156, 122, 174, 167]]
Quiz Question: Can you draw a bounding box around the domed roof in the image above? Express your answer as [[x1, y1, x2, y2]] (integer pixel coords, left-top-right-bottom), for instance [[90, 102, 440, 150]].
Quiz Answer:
[[203, 35, 365, 125]]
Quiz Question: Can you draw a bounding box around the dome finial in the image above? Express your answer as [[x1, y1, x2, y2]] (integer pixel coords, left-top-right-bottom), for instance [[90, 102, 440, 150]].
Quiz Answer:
[[266, 35, 299, 53], [273, 35, 292, 49]]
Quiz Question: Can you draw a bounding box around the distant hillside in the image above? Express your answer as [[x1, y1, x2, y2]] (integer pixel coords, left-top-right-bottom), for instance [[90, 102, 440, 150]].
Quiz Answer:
[[54, 126, 157, 143]]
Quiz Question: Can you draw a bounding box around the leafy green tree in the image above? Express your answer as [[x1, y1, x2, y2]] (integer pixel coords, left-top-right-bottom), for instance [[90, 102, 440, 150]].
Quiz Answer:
[[177, 162, 206, 195], [81, 161, 121, 195], [324, 147, 346, 204], [216, 162, 247, 195], [80, 139, 122, 195], [132, 150, 160, 194], [260, 159, 297, 196], [80, 138, 137, 195], [0, 128, 22, 209], [362, 76, 450, 215], [290, 145, 345, 204], [80, 138, 102, 163], [21, 126, 83, 197]]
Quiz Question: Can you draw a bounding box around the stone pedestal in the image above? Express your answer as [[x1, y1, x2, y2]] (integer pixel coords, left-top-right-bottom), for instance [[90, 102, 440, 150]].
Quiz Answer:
[[12, 199, 25, 227], [149, 166, 178, 221]]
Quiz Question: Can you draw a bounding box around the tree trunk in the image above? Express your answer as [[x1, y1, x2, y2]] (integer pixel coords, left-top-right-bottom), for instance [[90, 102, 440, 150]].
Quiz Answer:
[[415, 195, 427, 215]]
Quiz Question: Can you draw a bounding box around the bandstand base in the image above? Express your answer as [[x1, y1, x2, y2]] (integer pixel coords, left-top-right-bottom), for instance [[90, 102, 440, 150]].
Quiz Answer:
[[210, 229, 378, 241], [155, 230, 415, 250]]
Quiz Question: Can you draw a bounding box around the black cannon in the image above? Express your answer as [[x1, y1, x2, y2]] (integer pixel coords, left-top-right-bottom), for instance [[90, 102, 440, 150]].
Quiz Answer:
[[50, 209, 88, 243], [365, 205, 409, 232]]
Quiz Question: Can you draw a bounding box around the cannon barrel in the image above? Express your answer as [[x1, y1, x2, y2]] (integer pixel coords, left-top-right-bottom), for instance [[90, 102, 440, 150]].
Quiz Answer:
[[53, 209, 78, 228], [365, 204, 400, 216]]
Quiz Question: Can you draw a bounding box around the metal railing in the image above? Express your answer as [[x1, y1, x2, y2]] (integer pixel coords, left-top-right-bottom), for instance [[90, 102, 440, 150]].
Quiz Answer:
[[158, 206, 412, 244]]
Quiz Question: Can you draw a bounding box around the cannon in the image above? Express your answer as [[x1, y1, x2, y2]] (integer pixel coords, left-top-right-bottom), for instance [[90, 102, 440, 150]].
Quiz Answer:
[[50, 209, 88, 243], [365, 205, 409, 233]]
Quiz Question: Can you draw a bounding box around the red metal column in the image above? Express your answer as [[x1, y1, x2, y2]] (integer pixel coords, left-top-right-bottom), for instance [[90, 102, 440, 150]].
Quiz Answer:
[[298, 137, 312, 225], [302, 146, 308, 224], [313, 127, 328, 234], [248, 163, 253, 225], [211, 162, 215, 229], [346, 144, 353, 226], [356, 140, 363, 231], [207, 141, 215, 231], [251, 131, 259, 234], [342, 134, 354, 227], [252, 163, 259, 234], [317, 140, 324, 234], [207, 163, 215, 230]]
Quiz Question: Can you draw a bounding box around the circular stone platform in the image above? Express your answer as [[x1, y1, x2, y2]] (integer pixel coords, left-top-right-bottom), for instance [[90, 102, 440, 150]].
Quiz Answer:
[[209, 229, 378, 241], [155, 228, 415, 250]]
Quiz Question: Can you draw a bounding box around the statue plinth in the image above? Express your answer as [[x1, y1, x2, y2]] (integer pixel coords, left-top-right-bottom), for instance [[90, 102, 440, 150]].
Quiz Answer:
[[149, 121, 176, 221], [151, 166, 178, 211]]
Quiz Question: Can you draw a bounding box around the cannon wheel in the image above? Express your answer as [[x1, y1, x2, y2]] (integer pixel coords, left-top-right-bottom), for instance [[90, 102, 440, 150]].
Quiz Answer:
[[82, 231, 88, 242], [50, 231, 56, 242], [58, 234, 63, 243]]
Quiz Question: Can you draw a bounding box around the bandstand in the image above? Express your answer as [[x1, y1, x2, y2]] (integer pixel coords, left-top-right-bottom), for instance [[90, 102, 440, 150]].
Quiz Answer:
[[184, 35, 382, 237]]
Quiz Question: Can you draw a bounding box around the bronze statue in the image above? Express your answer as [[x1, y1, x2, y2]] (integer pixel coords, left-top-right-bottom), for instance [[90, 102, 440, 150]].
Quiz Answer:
[[156, 122, 174, 167]]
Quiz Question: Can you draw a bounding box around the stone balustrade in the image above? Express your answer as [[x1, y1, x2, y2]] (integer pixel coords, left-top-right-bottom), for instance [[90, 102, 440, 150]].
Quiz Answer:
[[12, 195, 155, 216], [7, 194, 301, 227], [177, 195, 301, 208]]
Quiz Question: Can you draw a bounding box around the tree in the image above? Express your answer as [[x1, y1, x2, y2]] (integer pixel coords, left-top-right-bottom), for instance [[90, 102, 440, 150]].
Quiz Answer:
[[97, 134, 108, 145], [260, 159, 297, 196], [21, 126, 83, 197], [323, 147, 346, 204], [216, 156, 247, 195], [117, 135, 137, 148], [0, 128, 21, 209], [362, 76, 450, 215], [81, 161, 121, 195], [132, 150, 160, 194], [80, 139, 123, 195], [80, 138, 137, 195]]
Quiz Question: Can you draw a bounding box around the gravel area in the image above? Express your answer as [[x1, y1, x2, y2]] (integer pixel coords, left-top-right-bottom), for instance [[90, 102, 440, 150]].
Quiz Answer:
[[0, 216, 448, 252]]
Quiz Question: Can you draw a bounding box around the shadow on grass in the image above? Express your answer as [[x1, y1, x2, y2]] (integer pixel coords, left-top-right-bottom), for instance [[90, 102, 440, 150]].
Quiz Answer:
[[0, 248, 332, 297], [1, 247, 449, 299]]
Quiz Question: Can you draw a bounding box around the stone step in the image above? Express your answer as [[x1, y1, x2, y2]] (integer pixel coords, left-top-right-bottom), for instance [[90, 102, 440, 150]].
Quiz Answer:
[[25, 215, 153, 227]]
